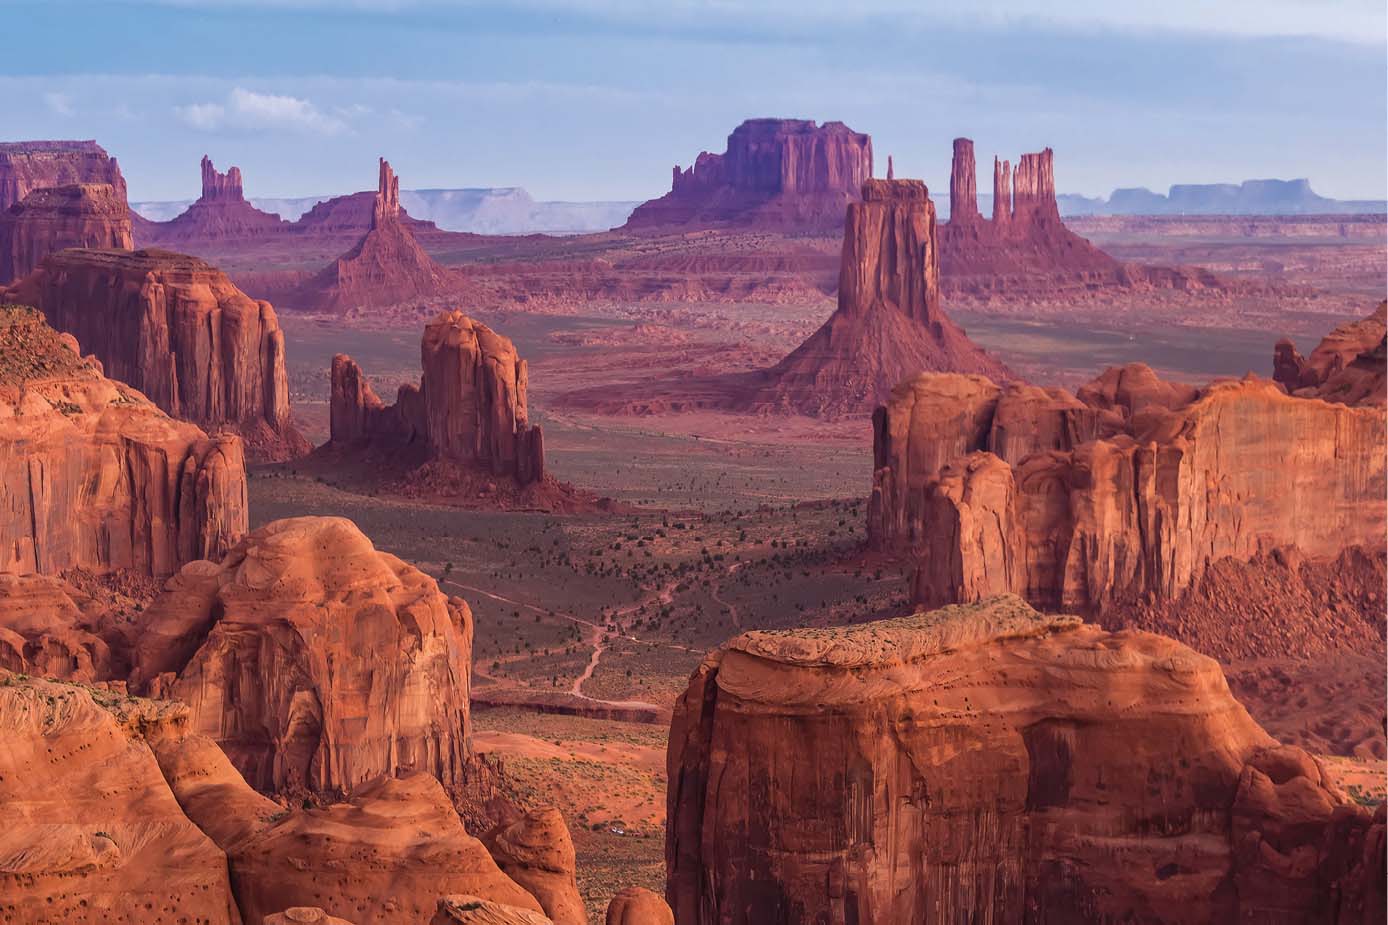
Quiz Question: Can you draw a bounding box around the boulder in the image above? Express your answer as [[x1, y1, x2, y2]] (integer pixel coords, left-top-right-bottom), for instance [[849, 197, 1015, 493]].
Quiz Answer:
[[604, 887, 674, 925]]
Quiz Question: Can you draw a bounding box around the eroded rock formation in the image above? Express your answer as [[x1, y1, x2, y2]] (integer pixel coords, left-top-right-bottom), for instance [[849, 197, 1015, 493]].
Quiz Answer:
[[869, 359, 1385, 613], [605, 888, 674, 925], [666, 596, 1385, 924], [1274, 301, 1386, 405], [140, 155, 289, 243], [304, 159, 451, 311], [4, 247, 307, 459], [623, 119, 872, 231], [482, 806, 585, 925], [0, 572, 128, 681], [0, 183, 132, 283], [129, 516, 474, 796], [330, 310, 545, 485], [0, 140, 125, 212], [0, 305, 248, 577]]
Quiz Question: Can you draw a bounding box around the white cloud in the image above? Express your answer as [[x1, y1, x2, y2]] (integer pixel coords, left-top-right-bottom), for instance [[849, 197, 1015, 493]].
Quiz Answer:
[[175, 87, 350, 134], [42, 91, 74, 116]]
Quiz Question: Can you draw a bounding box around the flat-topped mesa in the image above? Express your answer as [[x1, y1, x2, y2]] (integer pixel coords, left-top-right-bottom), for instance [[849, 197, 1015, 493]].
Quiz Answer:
[[2, 247, 306, 460], [948, 137, 981, 225], [199, 155, 244, 203], [373, 157, 402, 228], [0, 305, 247, 578], [0, 140, 126, 211], [0, 182, 132, 283], [666, 595, 1385, 924], [330, 310, 544, 485], [840, 178, 940, 324], [623, 118, 872, 231], [868, 345, 1386, 616]]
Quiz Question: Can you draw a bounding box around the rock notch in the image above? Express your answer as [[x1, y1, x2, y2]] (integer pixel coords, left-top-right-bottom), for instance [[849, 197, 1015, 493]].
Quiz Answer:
[[0, 140, 126, 211], [4, 247, 308, 460], [0, 182, 132, 283], [623, 118, 872, 231], [0, 304, 248, 577]]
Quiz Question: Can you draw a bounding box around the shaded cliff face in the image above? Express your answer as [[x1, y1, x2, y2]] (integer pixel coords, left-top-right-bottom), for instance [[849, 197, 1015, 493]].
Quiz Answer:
[[665, 596, 1384, 925], [0, 305, 248, 578], [1274, 301, 1386, 406], [128, 516, 474, 797], [138, 156, 289, 244], [0, 140, 126, 212], [869, 359, 1385, 614], [623, 118, 872, 231], [0, 183, 132, 283], [3, 247, 306, 460], [744, 178, 1009, 415], [331, 310, 544, 485]]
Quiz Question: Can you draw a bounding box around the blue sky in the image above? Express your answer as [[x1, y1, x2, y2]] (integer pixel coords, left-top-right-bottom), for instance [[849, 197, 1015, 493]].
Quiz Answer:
[[4, 0, 1384, 202]]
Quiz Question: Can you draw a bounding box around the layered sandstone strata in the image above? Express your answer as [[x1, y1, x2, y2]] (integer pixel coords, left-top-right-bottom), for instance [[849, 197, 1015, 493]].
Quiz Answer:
[[0, 182, 132, 283], [1274, 301, 1386, 405], [624, 118, 872, 231], [0, 140, 126, 211], [666, 596, 1384, 924], [744, 178, 1009, 414], [0, 572, 128, 681], [869, 360, 1385, 612], [129, 516, 474, 796], [330, 310, 545, 485], [306, 158, 451, 311], [4, 246, 306, 459], [140, 155, 289, 243], [0, 305, 247, 577]]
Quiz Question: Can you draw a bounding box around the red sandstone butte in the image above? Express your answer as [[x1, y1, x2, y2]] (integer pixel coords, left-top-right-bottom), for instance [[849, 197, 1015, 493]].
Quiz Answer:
[[0, 140, 126, 211], [0, 305, 247, 578], [1274, 300, 1386, 406], [140, 155, 289, 243], [623, 118, 872, 231], [304, 158, 451, 311], [666, 595, 1385, 924], [4, 247, 308, 459], [0, 183, 132, 283]]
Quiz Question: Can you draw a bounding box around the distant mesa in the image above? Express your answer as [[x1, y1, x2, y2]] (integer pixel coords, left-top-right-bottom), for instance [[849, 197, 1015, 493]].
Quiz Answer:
[[1059, 176, 1388, 216], [0, 140, 126, 212], [3, 247, 309, 460], [137, 155, 289, 244], [623, 118, 872, 232], [0, 182, 132, 283]]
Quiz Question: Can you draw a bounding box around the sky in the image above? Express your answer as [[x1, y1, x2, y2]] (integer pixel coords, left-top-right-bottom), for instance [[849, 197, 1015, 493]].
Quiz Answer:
[[3, 0, 1385, 203]]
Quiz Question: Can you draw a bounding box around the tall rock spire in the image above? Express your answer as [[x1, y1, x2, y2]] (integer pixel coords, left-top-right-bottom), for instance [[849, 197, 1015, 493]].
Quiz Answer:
[[992, 156, 1012, 228], [948, 138, 980, 225], [199, 156, 244, 203], [1012, 148, 1058, 225], [886, 155, 894, 180], [372, 157, 401, 229]]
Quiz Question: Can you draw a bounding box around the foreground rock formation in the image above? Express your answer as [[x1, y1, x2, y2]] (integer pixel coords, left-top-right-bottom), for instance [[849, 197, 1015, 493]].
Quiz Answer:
[[0, 139, 126, 211], [305, 158, 452, 311], [139, 155, 289, 243], [130, 516, 474, 797], [1274, 301, 1386, 406], [4, 247, 308, 459], [482, 806, 586, 925], [0, 182, 132, 283], [330, 310, 545, 487], [624, 119, 872, 232], [666, 596, 1385, 923], [868, 347, 1386, 614], [0, 305, 247, 577]]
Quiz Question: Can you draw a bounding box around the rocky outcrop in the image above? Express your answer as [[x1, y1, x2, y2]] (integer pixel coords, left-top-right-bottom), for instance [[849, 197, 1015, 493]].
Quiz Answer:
[[0, 572, 129, 681], [139, 156, 289, 243], [330, 310, 545, 485], [623, 119, 872, 231], [1274, 302, 1386, 405], [666, 596, 1385, 924], [264, 910, 357, 925], [482, 806, 585, 925], [0, 140, 125, 212], [0, 183, 132, 283], [948, 138, 980, 226], [0, 305, 248, 577], [0, 674, 240, 925], [868, 361, 1386, 615], [739, 178, 1009, 415], [433, 896, 555, 925], [129, 516, 474, 797], [304, 159, 451, 311], [4, 247, 307, 459], [605, 888, 674, 925]]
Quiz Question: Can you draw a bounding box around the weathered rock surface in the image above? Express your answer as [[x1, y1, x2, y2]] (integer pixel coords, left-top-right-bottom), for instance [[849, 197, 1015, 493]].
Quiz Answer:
[[624, 119, 872, 231], [0, 182, 132, 283], [666, 596, 1385, 924], [1274, 301, 1386, 405], [304, 159, 452, 311], [869, 365, 1386, 614], [482, 806, 585, 925], [139, 156, 289, 243], [0, 140, 125, 212], [4, 246, 307, 459], [0, 305, 248, 577], [130, 516, 474, 797], [330, 310, 544, 485], [433, 896, 555, 925], [0, 572, 129, 681], [264, 909, 357, 925], [0, 674, 240, 924], [605, 887, 674, 925]]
